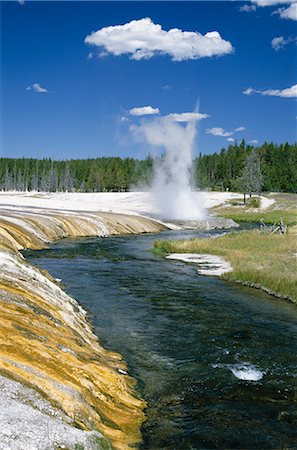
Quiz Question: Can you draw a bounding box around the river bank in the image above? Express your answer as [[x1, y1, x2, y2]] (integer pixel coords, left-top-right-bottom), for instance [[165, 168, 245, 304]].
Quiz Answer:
[[0, 206, 167, 449], [155, 193, 297, 304], [155, 228, 297, 303]]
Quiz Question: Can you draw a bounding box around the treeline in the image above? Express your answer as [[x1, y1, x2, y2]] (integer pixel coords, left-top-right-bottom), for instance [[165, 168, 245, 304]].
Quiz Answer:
[[0, 141, 296, 193], [195, 141, 297, 193], [0, 156, 153, 192]]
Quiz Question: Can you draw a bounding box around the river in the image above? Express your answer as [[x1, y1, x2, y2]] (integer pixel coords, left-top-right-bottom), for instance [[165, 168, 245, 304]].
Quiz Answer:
[[25, 229, 297, 449]]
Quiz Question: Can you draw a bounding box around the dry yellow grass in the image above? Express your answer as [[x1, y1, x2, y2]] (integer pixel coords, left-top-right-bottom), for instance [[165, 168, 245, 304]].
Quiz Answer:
[[155, 227, 297, 303]]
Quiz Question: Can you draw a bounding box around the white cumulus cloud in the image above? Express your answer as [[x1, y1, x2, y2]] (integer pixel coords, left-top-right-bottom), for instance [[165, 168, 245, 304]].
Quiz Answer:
[[165, 112, 209, 122], [206, 126, 245, 137], [272, 35, 297, 49], [243, 84, 297, 97], [246, 1, 297, 21], [129, 106, 160, 116], [272, 36, 286, 49], [206, 127, 233, 137], [252, 0, 294, 6], [250, 0, 297, 20], [243, 87, 255, 95], [249, 139, 259, 144], [128, 108, 209, 122], [278, 2, 297, 20], [26, 83, 48, 93], [261, 84, 297, 97], [84, 17, 234, 61], [241, 0, 294, 13]]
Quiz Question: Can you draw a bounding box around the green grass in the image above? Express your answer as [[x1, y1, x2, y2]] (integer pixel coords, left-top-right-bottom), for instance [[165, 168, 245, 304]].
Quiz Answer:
[[155, 228, 297, 303], [212, 208, 297, 226], [268, 192, 297, 209], [155, 194, 297, 303], [211, 192, 297, 226]]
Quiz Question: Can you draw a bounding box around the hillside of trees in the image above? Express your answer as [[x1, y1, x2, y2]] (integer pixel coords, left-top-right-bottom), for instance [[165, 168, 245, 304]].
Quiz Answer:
[[0, 141, 296, 193]]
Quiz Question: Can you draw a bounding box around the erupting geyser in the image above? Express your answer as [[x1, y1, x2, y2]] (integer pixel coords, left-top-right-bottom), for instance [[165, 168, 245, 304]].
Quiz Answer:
[[131, 110, 208, 220]]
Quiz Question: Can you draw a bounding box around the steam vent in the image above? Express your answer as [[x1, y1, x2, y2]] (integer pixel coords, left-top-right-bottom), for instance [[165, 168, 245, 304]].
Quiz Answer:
[[0, 207, 167, 449]]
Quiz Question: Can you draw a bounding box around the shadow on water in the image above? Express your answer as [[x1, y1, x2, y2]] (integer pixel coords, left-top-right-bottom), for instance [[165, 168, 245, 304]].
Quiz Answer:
[[25, 228, 297, 449]]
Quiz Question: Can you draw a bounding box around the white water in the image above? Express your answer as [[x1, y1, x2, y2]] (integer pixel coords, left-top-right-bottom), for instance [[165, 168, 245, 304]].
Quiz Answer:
[[230, 363, 264, 381], [131, 113, 206, 220], [213, 362, 264, 382]]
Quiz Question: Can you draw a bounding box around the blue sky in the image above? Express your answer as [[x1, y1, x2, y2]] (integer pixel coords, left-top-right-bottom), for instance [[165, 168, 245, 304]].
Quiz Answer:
[[1, 0, 296, 160]]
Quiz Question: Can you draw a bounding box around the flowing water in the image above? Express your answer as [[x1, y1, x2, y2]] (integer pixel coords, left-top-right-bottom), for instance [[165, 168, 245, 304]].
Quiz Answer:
[[25, 229, 297, 449]]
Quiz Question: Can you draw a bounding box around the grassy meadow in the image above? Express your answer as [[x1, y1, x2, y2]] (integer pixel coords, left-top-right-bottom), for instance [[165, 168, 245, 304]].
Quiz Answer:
[[155, 193, 297, 303], [212, 193, 297, 226]]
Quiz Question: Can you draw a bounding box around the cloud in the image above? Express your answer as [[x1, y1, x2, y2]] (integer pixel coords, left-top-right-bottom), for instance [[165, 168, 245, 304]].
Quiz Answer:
[[18, 0, 25, 4], [278, 2, 297, 20], [240, 4, 257, 12], [271, 35, 297, 49], [249, 139, 259, 144], [87, 52, 94, 60], [206, 126, 246, 137], [246, 1, 297, 21], [241, 0, 295, 13], [272, 36, 285, 49], [252, 0, 294, 6], [161, 84, 171, 91], [243, 87, 256, 95], [84, 17, 234, 61], [206, 127, 233, 137], [129, 106, 160, 116], [120, 116, 130, 123], [261, 84, 297, 97], [165, 112, 209, 122], [128, 106, 209, 133], [243, 84, 297, 97], [128, 107, 209, 123], [26, 83, 48, 93], [250, 0, 297, 20]]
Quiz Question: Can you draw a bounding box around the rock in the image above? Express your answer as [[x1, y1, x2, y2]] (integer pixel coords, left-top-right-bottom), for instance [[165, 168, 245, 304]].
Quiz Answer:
[[0, 374, 109, 450]]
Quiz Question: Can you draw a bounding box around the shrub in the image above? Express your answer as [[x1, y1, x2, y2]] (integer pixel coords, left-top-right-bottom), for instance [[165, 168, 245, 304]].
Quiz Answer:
[[248, 197, 261, 208]]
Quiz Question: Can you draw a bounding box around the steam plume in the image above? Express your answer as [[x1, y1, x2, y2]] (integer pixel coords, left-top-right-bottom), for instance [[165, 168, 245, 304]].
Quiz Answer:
[[130, 108, 208, 220]]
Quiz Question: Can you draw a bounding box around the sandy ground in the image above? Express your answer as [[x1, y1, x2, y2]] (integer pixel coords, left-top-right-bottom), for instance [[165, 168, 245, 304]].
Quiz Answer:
[[0, 191, 272, 218], [260, 196, 275, 209]]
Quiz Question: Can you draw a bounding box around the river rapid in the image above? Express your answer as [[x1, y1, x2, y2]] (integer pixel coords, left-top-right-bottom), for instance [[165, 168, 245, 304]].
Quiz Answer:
[[25, 228, 297, 449]]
